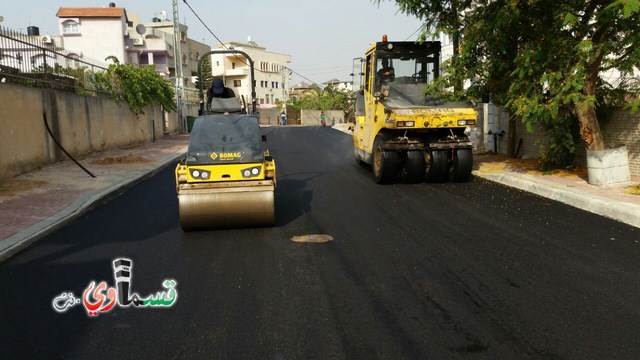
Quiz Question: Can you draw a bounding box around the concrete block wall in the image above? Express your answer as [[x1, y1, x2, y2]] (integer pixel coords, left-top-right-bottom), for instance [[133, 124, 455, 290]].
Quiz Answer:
[[252, 109, 347, 126], [301, 110, 345, 126], [0, 84, 167, 180], [165, 110, 181, 133], [513, 118, 548, 160], [476, 104, 543, 158], [604, 108, 640, 176], [257, 109, 281, 125], [479, 103, 640, 176]]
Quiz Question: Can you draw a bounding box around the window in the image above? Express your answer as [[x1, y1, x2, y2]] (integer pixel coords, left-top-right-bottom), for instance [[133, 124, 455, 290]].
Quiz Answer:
[[180, 31, 186, 42], [232, 62, 236, 69], [260, 98, 264, 104], [233, 80, 241, 87], [216, 61, 220, 67], [62, 21, 80, 34], [67, 53, 81, 68]]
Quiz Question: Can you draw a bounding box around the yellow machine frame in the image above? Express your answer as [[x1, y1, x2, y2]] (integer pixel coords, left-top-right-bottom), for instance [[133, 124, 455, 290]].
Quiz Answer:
[[353, 36, 477, 183]]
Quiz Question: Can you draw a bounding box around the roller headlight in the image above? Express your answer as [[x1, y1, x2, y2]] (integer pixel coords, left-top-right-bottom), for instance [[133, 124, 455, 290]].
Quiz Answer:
[[457, 119, 476, 126], [189, 168, 211, 180], [241, 166, 262, 179]]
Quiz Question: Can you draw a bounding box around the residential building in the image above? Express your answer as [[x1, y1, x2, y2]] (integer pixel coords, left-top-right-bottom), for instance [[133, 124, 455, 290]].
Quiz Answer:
[[56, 5, 128, 68], [125, 12, 173, 77], [131, 14, 209, 103], [211, 40, 291, 107], [289, 81, 316, 100], [56, 5, 210, 104], [323, 78, 352, 92], [136, 15, 210, 81]]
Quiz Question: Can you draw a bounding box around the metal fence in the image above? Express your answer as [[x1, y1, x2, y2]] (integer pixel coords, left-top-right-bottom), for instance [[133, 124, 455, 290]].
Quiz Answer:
[[0, 25, 108, 94]]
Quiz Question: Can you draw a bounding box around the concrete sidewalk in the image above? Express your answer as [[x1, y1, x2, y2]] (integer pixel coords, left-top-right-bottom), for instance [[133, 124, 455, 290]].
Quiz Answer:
[[0, 134, 189, 261], [1, 128, 639, 262]]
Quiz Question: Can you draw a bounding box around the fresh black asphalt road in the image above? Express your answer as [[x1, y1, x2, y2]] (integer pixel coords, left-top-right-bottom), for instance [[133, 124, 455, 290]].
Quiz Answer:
[[2, 127, 639, 359]]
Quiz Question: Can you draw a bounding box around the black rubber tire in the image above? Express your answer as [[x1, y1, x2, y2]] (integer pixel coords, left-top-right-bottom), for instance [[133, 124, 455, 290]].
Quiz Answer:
[[425, 149, 449, 183], [401, 150, 425, 183], [449, 148, 473, 182], [372, 136, 399, 184]]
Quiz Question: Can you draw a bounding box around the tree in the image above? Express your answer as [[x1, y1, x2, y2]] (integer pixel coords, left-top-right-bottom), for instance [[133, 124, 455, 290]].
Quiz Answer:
[[289, 86, 351, 113], [94, 56, 176, 116], [388, 0, 640, 164], [194, 54, 213, 93]]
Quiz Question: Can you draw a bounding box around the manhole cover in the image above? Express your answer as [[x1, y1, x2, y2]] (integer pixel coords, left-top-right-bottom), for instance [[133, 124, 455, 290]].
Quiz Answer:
[[291, 234, 334, 243]]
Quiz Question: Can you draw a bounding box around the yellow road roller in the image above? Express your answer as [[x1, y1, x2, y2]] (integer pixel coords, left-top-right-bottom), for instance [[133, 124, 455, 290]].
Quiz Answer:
[[175, 49, 276, 230]]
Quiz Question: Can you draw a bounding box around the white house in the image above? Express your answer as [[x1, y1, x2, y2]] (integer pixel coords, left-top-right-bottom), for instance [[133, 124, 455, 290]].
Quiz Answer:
[[56, 5, 209, 104], [211, 39, 291, 107], [322, 78, 352, 92], [56, 5, 128, 68]]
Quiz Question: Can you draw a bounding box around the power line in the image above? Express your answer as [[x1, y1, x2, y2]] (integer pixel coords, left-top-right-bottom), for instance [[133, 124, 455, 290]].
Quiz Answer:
[[181, 0, 226, 48], [182, 0, 324, 87], [405, 24, 425, 41]]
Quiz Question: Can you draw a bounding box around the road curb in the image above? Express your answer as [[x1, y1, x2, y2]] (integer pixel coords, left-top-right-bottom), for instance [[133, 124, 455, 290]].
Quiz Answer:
[[0, 151, 185, 262], [473, 171, 640, 229]]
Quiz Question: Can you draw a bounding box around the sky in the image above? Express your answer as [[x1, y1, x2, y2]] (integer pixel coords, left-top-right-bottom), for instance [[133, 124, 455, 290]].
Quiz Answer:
[[0, 0, 425, 85]]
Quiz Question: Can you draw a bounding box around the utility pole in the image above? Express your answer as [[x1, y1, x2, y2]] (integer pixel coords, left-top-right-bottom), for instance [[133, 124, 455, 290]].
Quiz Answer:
[[172, 0, 185, 133]]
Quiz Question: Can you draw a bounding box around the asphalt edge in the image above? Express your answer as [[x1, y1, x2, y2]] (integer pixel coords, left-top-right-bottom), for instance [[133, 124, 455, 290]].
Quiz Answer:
[[332, 127, 640, 228], [473, 171, 640, 229], [0, 151, 186, 262]]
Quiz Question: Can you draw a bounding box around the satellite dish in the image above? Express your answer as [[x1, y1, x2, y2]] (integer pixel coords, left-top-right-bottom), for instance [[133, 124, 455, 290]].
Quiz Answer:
[[136, 24, 146, 35]]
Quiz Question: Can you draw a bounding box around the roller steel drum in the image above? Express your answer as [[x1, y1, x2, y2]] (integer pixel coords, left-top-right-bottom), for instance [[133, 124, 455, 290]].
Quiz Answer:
[[178, 185, 274, 230]]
